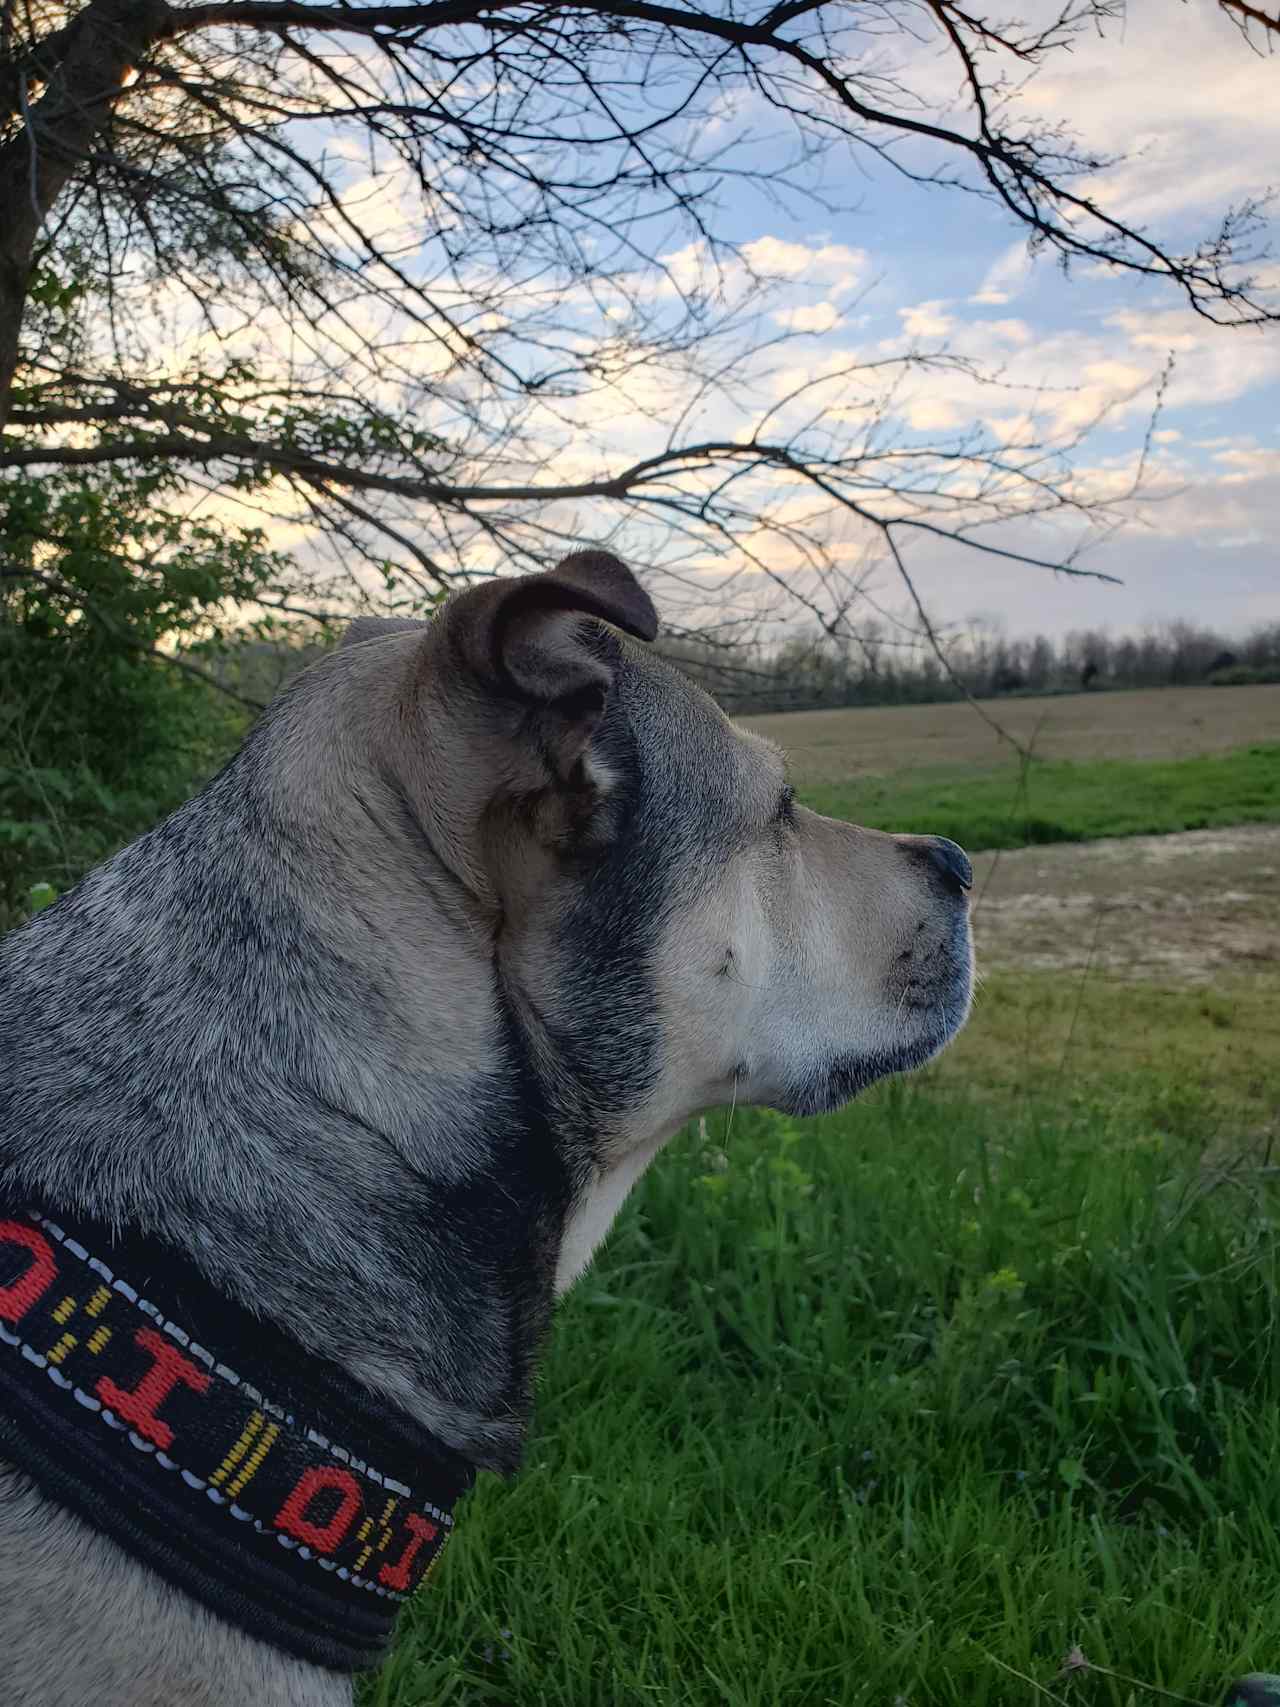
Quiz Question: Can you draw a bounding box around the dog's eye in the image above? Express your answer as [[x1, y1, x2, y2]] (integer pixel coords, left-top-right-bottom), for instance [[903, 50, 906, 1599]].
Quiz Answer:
[[776, 785, 796, 826]]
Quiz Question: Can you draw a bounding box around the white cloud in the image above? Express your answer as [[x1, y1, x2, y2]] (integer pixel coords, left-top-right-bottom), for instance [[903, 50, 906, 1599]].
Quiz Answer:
[[1015, 0, 1280, 239], [904, 397, 963, 431], [899, 299, 952, 339], [772, 300, 842, 334], [985, 319, 1034, 348], [637, 235, 867, 316], [740, 237, 867, 295], [969, 243, 1033, 307], [1209, 444, 1280, 486], [883, 302, 1280, 446]]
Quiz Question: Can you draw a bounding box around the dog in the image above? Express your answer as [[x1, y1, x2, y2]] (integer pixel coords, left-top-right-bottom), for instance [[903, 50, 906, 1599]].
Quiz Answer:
[[0, 551, 973, 1706]]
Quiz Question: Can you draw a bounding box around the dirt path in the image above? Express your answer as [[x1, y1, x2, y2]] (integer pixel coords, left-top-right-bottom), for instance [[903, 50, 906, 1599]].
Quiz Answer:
[[970, 824, 1280, 985]]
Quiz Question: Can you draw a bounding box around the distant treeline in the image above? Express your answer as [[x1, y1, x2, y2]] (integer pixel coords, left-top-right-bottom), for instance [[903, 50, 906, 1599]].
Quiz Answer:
[[662, 619, 1280, 716], [211, 615, 1280, 719]]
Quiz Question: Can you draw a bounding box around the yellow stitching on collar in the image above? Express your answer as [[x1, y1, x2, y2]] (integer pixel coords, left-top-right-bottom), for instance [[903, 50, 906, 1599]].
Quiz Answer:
[[210, 1410, 264, 1487], [226, 1420, 280, 1497]]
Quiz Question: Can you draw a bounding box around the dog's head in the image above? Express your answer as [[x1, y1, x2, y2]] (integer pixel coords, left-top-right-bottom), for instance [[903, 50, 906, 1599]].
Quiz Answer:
[[338, 552, 972, 1165]]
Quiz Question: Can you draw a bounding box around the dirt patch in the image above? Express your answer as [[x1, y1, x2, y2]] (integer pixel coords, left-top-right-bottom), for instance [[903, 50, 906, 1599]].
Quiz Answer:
[[743, 686, 1280, 988], [744, 683, 1280, 785], [970, 824, 1280, 985]]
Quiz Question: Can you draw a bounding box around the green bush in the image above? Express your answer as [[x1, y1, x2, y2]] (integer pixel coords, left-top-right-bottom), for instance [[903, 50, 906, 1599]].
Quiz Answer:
[[0, 639, 246, 926], [1, 458, 285, 924]]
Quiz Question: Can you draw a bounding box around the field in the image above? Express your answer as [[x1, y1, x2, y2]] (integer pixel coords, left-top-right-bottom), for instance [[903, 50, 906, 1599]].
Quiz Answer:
[[383, 684, 1280, 1707], [742, 683, 1280, 778]]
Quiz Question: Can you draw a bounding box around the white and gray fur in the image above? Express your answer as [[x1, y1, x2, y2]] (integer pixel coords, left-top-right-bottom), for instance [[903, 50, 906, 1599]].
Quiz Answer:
[[0, 552, 973, 1706]]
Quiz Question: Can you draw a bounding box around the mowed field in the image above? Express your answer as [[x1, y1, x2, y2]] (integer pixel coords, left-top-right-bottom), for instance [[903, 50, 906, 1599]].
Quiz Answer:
[[743, 682, 1280, 779], [375, 686, 1280, 1707]]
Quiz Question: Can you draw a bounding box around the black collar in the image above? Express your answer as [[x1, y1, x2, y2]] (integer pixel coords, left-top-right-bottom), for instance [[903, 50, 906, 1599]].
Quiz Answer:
[[0, 1195, 476, 1672]]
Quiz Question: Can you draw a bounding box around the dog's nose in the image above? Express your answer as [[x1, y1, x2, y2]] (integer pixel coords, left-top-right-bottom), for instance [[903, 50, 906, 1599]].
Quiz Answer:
[[923, 836, 973, 894]]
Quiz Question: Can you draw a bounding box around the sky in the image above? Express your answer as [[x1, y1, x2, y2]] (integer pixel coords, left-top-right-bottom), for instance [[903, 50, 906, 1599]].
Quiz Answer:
[[653, 0, 1280, 641], [157, 0, 1278, 648]]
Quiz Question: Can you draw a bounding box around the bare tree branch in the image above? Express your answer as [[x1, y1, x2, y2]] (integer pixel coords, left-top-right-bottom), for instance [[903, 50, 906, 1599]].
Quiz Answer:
[[2, 0, 1271, 690]]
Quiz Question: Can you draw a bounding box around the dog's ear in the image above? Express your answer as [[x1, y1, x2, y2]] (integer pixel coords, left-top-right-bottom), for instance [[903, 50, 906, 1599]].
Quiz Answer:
[[447, 550, 658, 688], [443, 550, 657, 776], [340, 615, 428, 649]]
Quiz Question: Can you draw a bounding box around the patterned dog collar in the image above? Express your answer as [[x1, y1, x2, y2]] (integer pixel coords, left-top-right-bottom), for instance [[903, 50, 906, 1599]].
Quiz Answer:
[[0, 1199, 475, 1672]]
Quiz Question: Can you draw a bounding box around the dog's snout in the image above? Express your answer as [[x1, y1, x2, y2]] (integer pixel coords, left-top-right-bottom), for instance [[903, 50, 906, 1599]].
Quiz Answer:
[[923, 835, 973, 894]]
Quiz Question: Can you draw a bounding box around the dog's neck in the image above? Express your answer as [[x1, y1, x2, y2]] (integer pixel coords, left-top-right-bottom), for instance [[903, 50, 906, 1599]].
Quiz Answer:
[[0, 707, 589, 1473]]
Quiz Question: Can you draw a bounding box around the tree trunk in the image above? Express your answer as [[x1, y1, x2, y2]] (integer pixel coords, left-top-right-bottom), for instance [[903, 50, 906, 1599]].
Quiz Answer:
[[0, 0, 169, 428]]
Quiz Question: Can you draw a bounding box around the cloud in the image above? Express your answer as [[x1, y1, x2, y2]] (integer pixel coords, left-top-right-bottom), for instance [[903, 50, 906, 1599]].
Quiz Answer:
[[1015, 0, 1280, 240], [904, 397, 963, 431], [985, 318, 1035, 348], [1207, 444, 1280, 486], [740, 237, 867, 295], [873, 301, 1280, 447], [898, 299, 952, 339], [969, 244, 1033, 307], [648, 236, 867, 305], [772, 300, 842, 334], [888, 426, 1279, 637]]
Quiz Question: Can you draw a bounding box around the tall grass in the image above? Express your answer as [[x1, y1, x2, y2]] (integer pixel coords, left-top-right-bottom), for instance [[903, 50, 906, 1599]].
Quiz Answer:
[[376, 986, 1280, 1707]]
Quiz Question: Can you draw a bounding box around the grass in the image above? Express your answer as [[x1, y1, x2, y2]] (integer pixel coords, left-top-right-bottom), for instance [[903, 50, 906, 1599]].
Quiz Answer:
[[935, 976, 1280, 1138], [369, 972, 1280, 1707], [799, 744, 1280, 852]]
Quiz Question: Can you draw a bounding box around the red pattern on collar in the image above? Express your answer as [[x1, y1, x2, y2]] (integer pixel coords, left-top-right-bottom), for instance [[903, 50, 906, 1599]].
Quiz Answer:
[[0, 1208, 465, 1669]]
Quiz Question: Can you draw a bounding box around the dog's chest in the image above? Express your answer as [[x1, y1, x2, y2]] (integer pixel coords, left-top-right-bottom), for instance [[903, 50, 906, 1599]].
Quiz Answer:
[[554, 1141, 665, 1292]]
